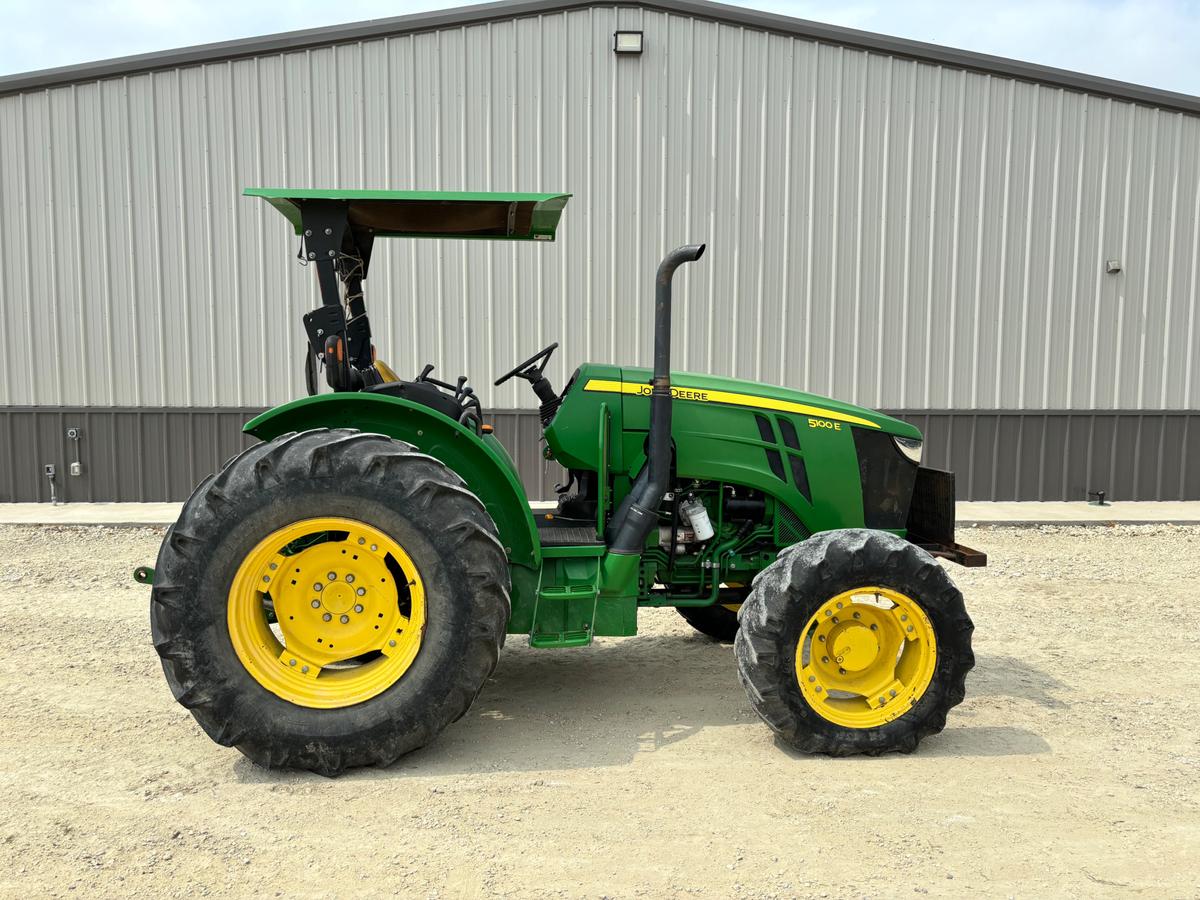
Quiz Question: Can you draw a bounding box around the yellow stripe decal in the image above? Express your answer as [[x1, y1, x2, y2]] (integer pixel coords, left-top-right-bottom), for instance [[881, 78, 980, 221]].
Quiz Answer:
[[582, 379, 881, 428]]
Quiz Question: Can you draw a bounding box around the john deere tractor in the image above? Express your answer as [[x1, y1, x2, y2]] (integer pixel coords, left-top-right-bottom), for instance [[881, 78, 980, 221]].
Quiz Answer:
[[147, 188, 984, 775]]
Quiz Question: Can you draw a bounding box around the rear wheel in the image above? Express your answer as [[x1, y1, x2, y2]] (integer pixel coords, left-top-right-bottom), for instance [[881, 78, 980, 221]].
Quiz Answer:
[[735, 529, 973, 754], [150, 429, 510, 776]]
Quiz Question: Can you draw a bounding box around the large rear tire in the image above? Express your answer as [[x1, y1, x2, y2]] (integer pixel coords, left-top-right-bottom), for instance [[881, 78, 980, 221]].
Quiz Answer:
[[150, 429, 510, 776], [735, 529, 973, 755]]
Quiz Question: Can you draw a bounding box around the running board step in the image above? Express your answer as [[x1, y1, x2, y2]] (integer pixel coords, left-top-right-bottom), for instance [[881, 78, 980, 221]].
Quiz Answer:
[[529, 554, 600, 648]]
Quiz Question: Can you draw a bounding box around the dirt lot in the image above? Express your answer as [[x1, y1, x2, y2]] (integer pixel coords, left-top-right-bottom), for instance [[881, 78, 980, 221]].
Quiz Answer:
[[0, 523, 1197, 899]]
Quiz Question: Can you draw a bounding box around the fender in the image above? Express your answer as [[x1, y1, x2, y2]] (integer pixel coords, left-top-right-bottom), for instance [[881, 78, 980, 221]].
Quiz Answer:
[[243, 394, 541, 577]]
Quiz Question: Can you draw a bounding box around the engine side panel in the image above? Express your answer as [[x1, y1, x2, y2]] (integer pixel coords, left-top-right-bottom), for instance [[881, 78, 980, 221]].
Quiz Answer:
[[545, 363, 921, 536]]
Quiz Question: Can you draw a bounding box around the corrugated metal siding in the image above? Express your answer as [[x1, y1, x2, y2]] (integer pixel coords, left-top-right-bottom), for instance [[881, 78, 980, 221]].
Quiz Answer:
[[0, 408, 565, 503], [892, 410, 1200, 502], [0, 408, 258, 502], [2, 407, 1195, 503], [1, 6, 1198, 413]]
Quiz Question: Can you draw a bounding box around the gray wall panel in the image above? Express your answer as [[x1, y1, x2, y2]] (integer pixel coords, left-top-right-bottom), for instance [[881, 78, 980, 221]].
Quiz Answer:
[[1, 407, 1196, 503], [1, 5, 1199, 413], [0, 408, 256, 503], [887, 410, 1200, 502], [0, 408, 568, 504]]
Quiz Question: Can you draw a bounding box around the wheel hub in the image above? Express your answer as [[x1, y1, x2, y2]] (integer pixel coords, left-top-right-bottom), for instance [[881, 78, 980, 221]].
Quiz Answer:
[[795, 587, 936, 728], [830, 623, 880, 672], [227, 517, 425, 709], [270, 542, 405, 667], [319, 582, 355, 616]]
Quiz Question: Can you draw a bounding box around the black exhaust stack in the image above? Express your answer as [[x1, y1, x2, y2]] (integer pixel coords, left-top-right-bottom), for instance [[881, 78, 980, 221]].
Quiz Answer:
[[609, 243, 706, 555]]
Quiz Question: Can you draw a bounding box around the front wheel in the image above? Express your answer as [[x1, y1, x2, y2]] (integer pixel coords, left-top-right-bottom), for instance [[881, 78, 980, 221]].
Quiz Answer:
[[735, 529, 973, 755]]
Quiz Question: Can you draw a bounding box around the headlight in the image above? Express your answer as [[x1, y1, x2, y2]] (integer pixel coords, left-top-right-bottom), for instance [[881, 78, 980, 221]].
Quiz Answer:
[[892, 435, 923, 465]]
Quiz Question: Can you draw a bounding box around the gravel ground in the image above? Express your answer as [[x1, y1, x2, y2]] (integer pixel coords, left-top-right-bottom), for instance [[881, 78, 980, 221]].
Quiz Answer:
[[0, 523, 1197, 899]]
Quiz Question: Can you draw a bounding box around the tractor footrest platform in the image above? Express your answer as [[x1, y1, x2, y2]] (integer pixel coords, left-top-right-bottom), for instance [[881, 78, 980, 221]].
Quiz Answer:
[[535, 518, 602, 547], [537, 525, 602, 546]]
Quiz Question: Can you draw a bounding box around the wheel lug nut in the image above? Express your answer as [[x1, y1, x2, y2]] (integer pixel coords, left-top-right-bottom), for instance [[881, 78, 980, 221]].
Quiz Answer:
[[327, 572, 337, 581], [340, 614, 350, 624], [870, 624, 878, 631], [852, 612, 861, 619], [388, 639, 396, 647], [818, 635, 825, 642], [322, 613, 332, 622], [356, 587, 366, 596], [358, 537, 366, 545], [301, 665, 309, 674], [354, 604, 364, 613], [311, 600, 320, 608], [821, 656, 829, 663], [288, 658, 297, 667], [345, 574, 355, 584], [314, 583, 323, 592]]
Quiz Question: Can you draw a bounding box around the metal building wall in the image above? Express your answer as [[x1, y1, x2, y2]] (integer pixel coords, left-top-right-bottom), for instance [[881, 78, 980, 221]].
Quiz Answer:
[[1, 2, 1199, 500], [3, 406, 1197, 503]]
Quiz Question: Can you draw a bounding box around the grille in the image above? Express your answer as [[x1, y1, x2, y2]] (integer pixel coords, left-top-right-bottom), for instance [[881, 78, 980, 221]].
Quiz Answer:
[[789, 455, 811, 501], [907, 467, 956, 544], [755, 414, 787, 482], [777, 503, 808, 546]]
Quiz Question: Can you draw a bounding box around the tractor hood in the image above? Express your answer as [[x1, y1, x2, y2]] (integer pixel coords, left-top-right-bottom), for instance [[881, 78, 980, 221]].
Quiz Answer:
[[581, 365, 922, 440], [546, 363, 926, 537]]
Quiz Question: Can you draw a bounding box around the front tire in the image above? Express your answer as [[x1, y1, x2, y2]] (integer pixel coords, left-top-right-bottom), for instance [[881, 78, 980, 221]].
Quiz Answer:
[[150, 429, 510, 776], [735, 529, 973, 755]]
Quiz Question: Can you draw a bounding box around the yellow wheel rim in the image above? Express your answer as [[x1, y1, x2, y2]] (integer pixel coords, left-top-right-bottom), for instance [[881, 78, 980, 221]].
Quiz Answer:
[[794, 586, 936, 728], [227, 517, 426, 709]]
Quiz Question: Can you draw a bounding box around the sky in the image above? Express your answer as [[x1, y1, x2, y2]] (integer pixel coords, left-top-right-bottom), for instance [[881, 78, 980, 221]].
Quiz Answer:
[[2, 0, 1199, 96]]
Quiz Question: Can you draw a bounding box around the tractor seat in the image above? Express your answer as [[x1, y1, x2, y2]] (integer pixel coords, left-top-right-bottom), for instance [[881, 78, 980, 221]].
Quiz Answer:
[[365, 379, 467, 422]]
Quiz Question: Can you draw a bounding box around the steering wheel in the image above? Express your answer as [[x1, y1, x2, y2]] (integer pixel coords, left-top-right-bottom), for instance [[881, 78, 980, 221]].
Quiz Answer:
[[494, 342, 558, 386]]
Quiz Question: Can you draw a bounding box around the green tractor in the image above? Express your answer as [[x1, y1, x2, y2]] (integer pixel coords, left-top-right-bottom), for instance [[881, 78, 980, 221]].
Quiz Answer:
[[148, 188, 984, 775]]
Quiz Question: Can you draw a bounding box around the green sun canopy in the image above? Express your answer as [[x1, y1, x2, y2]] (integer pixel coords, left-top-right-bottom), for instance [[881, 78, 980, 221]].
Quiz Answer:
[[245, 188, 571, 241]]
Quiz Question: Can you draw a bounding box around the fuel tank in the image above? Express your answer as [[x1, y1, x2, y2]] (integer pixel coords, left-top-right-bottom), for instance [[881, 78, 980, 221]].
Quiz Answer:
[[543, 363, 924, 535]]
